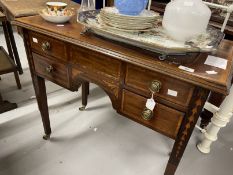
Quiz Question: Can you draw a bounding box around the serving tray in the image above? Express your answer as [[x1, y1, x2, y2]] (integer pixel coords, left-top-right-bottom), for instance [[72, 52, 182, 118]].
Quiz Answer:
[[78, 10, 224, 57]]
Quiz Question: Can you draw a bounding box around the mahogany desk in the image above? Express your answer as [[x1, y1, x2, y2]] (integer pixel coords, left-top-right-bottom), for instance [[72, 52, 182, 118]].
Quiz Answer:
[[13, 15, 233, 175]]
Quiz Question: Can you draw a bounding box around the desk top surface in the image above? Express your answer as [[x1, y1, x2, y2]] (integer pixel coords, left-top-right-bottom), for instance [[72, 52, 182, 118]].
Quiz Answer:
[[14, 15, 233, 95], [0, 0, 77, 20]]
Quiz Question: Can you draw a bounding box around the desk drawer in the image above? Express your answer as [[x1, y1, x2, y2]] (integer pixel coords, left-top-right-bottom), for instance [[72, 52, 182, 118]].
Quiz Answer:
[[121, 90, 184, 139], [29, 31, 67, 61], [71, 46, 121, 80], [32, 53, 69, 88], [125, 64, 194, 108]]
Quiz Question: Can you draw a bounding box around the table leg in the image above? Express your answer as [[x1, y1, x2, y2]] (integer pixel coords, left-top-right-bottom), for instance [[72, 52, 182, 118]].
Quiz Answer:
[[6, 21, 23, 74], [33, 75, 51, 140], [79, 81, 89, 111], [23, 30, 51, 139], [164, 88, 209, 175], [197, 86, 233, 154]]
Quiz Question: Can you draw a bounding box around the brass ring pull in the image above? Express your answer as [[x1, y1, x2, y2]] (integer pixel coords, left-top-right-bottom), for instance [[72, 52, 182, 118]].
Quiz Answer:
[[46, 65, 53, 73], [142, 108, 153, 121], [42, 42, 51, 51], [149, 80, 162, 93]]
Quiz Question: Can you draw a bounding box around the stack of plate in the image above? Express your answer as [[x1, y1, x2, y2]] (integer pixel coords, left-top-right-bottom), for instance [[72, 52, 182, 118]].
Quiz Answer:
[[99, 7, 160, 31]]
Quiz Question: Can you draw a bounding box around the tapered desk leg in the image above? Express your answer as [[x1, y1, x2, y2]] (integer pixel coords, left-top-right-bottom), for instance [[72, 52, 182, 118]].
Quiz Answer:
[[164, 88, 209, 175], [197, 86, 233, 154], [33, 75, 51, 140], [6, 21, 23, 74], [79, 81, 89, 111], [23, 30, 50, 139]]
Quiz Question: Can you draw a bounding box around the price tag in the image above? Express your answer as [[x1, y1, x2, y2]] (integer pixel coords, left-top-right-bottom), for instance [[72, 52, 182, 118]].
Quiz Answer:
[[168, 89, 178, 97], [146, 98, 156, 111], [178, 65, 195, 73], [206, 70, 218, 75], [32, 37, 38, 43]]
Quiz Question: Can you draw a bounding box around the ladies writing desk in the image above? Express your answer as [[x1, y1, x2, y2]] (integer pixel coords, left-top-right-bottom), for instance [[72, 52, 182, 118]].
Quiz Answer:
[[13, 15, 233, 175]]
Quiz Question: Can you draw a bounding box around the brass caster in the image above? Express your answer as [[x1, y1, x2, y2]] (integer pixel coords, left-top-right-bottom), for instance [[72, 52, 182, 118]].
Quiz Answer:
[[79, 106, 86, 111], [43, 134, 51, 140]]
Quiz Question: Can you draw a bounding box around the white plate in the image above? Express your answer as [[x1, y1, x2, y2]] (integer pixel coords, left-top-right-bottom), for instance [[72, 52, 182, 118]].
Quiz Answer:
[[100, 16, 156, 26], [97, 17, 155, 32], [102, 7, 159, 18]]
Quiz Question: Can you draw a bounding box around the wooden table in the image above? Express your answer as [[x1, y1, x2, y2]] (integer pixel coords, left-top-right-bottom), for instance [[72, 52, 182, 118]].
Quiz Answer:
[[13, 15, 233, 175]]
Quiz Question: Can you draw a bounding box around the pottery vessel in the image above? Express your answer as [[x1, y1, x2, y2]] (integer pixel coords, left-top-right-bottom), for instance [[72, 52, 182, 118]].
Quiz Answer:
[[115, 0, 149, 16], [46, 2, 67, 16]]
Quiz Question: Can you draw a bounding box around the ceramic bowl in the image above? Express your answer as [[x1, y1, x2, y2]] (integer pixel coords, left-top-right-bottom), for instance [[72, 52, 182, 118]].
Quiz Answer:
[[46, 2, 67, 16], [115, 0, 148, 16], [39, 9, 74, 23]]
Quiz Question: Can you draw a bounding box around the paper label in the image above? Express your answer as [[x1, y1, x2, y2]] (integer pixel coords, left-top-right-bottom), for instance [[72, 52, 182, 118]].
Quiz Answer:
[[204, 56, 228, 70], [146, 98, 156, 111], [32, 37, 38, 43], [178, 65, 195, 73], [57, 24, 64, 27], [168, 89, 178, 97], [206, 70, 218, 75]]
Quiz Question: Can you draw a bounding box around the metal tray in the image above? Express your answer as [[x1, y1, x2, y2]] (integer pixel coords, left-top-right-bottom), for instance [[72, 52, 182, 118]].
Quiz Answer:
[[78, 10, 224, 57]]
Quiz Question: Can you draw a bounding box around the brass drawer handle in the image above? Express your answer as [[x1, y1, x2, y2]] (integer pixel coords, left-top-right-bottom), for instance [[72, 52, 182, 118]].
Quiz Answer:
[[141, 80, 162, 121], [142, 108, 153, 121], [46, 65, 54, 73], [149, 80, 162, 93], [42, 42, 51, 51]]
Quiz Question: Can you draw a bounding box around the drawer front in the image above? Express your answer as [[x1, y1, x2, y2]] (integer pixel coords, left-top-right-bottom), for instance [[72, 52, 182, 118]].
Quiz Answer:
[[125, 64, 194, 107], [121, 90, 184, 139], [71, 46, 121, 81], [29, 31, 67, 61], [32, 53, 69, 88]]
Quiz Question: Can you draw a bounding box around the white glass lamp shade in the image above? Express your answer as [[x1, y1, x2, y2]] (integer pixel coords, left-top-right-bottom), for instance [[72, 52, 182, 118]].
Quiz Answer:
[[162, 0, 211, 42]]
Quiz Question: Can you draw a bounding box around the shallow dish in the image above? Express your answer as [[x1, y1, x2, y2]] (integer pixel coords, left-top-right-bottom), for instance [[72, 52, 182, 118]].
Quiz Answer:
[[39, 9, 74, 24], [101, 7, 160, 19]]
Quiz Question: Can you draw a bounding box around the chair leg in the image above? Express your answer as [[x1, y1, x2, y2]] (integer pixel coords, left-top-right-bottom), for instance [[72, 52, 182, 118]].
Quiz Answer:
[[2, 21, 14, 62], [14, 71, 21, 89], [6, 21, 23, 74]]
